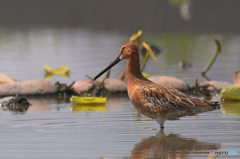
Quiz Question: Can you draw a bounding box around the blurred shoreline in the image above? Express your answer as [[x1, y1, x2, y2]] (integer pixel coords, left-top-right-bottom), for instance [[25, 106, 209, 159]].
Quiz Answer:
[[0, 0, 239, 34]]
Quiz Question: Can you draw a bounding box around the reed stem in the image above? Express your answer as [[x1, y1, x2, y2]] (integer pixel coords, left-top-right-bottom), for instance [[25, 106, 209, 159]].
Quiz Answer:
[[202, 37, 221, 76]]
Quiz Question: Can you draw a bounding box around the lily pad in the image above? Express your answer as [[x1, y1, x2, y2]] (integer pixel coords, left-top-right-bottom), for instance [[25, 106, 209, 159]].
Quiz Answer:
[[43, 66, 70, 80], [70, 96, 107, 105], [220, 86, 240, 100]]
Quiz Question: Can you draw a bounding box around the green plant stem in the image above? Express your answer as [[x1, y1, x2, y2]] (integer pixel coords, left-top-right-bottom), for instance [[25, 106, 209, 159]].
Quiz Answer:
[[141, 53, 149, 71], [137, 38, 140, 53], [202, 38, 221, 76]]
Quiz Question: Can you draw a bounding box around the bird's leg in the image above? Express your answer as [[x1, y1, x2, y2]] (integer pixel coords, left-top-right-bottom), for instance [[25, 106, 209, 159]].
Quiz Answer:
[[155, 117, 165, 129]]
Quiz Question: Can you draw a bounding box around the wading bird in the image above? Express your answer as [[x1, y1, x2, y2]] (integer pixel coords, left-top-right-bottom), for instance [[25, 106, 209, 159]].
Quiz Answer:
[[94, 42, 219, 128]]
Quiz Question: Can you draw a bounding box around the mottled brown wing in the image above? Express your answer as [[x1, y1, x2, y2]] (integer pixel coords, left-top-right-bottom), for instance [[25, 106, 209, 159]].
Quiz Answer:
[[138, 85, 219, 112]]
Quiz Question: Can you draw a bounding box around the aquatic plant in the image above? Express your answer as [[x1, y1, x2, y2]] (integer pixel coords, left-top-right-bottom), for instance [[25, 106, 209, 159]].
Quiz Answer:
[[43, 65, 70, 80], [202, 37, 221, 76], [194, 77, 213, 100], [221, 86, 240, 100]]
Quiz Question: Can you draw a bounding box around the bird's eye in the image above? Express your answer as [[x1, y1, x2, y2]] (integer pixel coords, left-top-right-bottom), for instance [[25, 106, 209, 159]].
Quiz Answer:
[[121, 46, 126, 52]]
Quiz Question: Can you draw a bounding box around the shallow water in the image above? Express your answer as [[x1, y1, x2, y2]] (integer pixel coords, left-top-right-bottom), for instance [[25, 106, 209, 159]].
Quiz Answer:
[[0, 29, 240, 159], [1, 95, 240, 159]]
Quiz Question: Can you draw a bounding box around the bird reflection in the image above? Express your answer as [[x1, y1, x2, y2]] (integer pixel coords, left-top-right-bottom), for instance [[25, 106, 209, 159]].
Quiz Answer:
[[129, 130, 220, 159]]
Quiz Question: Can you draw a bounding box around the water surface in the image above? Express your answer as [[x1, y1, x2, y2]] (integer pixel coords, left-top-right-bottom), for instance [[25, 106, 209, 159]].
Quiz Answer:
[[0, 29, 240, 159]]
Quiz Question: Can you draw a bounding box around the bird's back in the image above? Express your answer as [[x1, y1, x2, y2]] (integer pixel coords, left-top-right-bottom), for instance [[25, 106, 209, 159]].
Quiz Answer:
[[128, 80, 220, 120]]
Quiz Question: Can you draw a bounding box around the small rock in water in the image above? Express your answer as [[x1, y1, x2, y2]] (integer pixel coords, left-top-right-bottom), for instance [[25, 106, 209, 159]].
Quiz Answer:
[[149, 76, 189, 91], [71, 80, 94, 94], [234, 70, 240, 86], [199, 81, 233, 92], [71, 76, 189, 94], [104, 78, 127, 93], [0, 80, 57, 96], [0, 73, 16, 84], [178, 61, 192, 70], [0, 96, 31, 113]]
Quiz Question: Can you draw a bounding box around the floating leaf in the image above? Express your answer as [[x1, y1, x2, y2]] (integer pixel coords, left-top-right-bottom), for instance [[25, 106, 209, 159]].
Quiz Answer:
[[221, 86, 240, 100], [43, 66, 70, 75], [70, 96, 107, 105], [43, 66, 70, 80]]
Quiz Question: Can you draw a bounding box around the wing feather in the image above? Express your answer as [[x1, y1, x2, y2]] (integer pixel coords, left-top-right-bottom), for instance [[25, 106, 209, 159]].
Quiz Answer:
[[138, 84, 219, 112]]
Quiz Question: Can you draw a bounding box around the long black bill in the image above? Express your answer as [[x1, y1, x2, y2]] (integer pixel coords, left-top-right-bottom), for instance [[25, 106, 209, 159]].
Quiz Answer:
[[93, 56, 121, 81]]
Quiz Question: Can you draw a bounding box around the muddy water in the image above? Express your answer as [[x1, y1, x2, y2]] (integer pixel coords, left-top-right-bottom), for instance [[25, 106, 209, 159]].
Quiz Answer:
[[0, 29, 240, 158]]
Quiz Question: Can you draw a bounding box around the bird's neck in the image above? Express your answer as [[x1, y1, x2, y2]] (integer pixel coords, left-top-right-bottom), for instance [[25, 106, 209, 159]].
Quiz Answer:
[[125, 55, 145, 85]]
